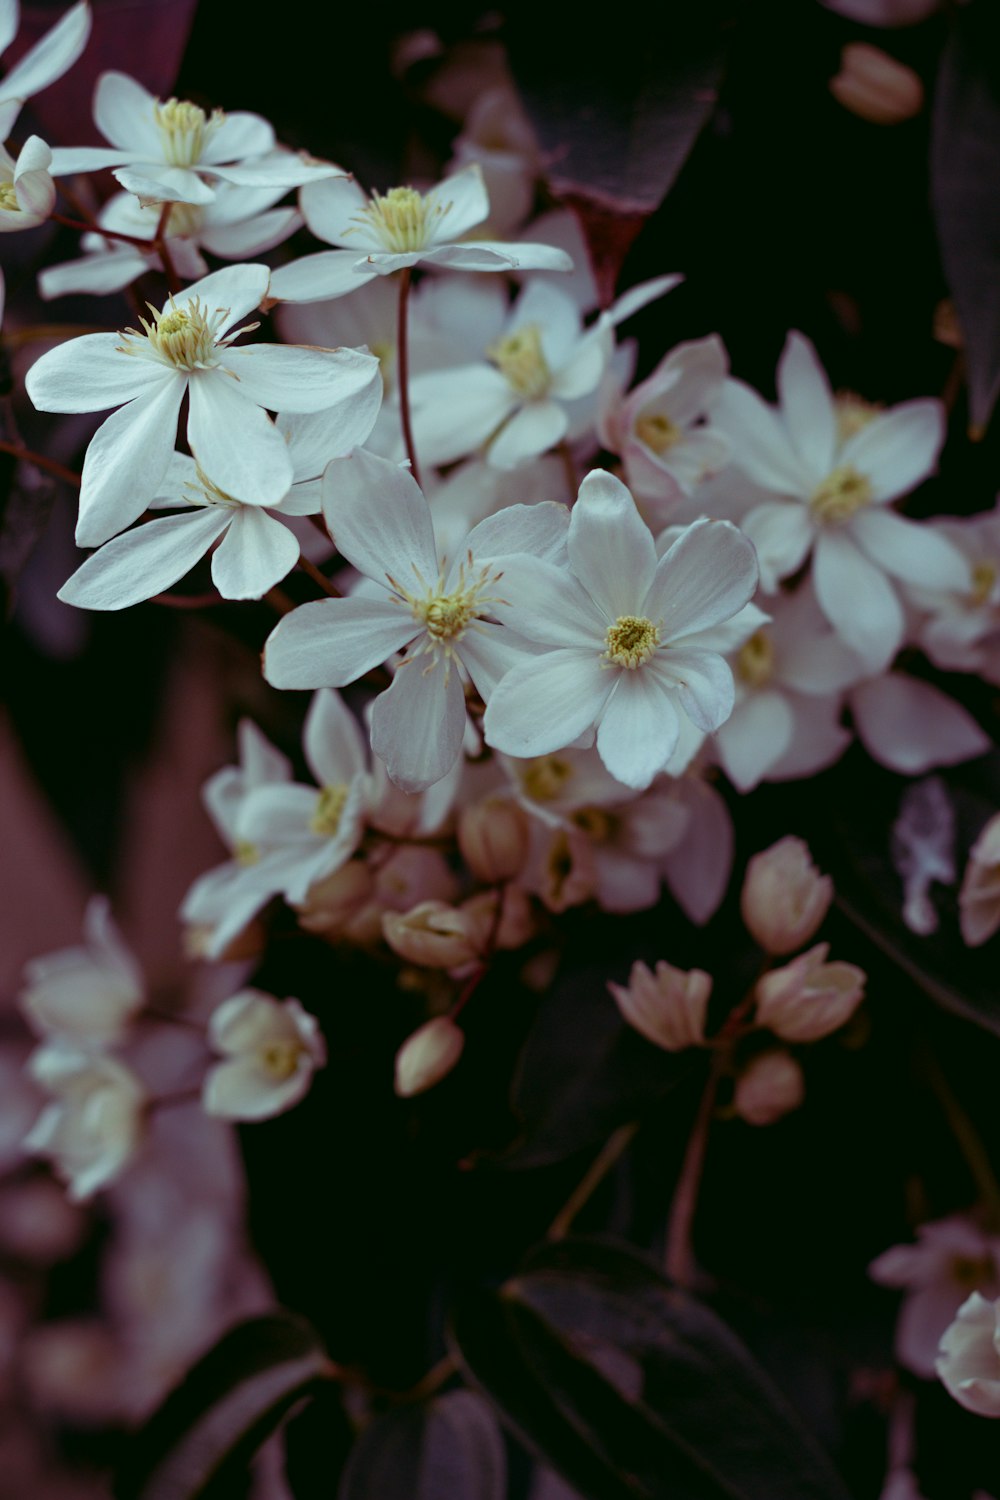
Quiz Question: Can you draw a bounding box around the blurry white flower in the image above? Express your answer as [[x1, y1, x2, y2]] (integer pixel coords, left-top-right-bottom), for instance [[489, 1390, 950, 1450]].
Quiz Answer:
[[849, 671, 989, 774], [871, 1216, 1000, 1377], [203, 990, 325, 1121], [608, 960, 711, 1051], [25, 1045, 146, 1200], [741, 836, 833, 955], [0, 135, 54, 230], [908, 503, 1000, 686], [20, 895, 143, 1047], [382, 901, 482, 969], [447, 85, 539, 237], [959, 814, 1000, 948], [711, 331, 968, 667], [0, 0, 91, 139], [485, 471, 759, 790], [394, 1016, 465, 1097], [733, 1050, 805, 1126], [268, 163, 571, 303], [937, 1292, 1000, 1417], [754, 943, 865, 1041]]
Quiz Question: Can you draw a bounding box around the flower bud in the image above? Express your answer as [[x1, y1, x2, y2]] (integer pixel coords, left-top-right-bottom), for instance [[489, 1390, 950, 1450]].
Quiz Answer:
[[608, 960, 711, 1052], [937, 1292, 1000, 1417], [382, 902, 481, 969], [959, 814, 1000, 948], [458, 798, 532, 882], [733, 1050, 805, 1126], [461, 885, 536, 953], [741, 836, 833, 955], [755, 943, 866, 1042], [295, 861, 374, 939], [394, 1016, 465, 1097], [829, 44, 924, 126]]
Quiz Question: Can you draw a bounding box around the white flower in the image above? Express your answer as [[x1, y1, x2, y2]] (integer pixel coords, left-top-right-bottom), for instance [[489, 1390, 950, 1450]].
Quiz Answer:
[[26, 263, 367, 546], [57, 357, 380, 609], [907, 502, 1000, 685], [19, 895, 143, 1047], [264, 448, 570, 792], [49, 69, 338, 205], [394, 1016, 464, 1097], [410, 275, 679, 471], [872, 1217, 1000, 1378], [202, 990, 325, 1121], [268, 163, 572, 304], [24, 1045, 146, 1200], [446, 85, 539, 238], [710, 331, 969, 666], [0, 135, 55, 230], [937, 1292, 1000, 1416], [483, 470, 759, 791], [0, 0, 91, 139]]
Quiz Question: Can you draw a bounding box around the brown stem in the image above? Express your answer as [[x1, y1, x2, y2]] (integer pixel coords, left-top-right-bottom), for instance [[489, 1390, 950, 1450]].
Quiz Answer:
[[449, 884, 508, 1021], [664, 1056, 723, 1285], [0, 439, 81, 487], [547, 1121, 639, 1241], [396, 267, 422, 489], [154, 202, 182, 297], [265, 585, 296, 616], [298, 555, 341, 597], [149, 589, 222, 610], [51, 211, 152, 251]]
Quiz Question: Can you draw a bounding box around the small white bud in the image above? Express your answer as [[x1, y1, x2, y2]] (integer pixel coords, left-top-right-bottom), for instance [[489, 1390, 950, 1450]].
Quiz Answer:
[[755, 943, 866, 1042], [382, 902, 481, 969], [741, 836, 833, 955], [394, 1016, 465, 1097], [608, 960, 711, 1052], [733, 1050, 805, 1126], [458, 798, 532, 882]]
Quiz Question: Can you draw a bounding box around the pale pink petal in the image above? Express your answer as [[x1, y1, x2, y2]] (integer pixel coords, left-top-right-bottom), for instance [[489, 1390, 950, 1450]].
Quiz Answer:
[[715, 689, 795, 791], [813, 529, 903, 667], [741, 501, 815, 591], [852, 674, 989, 774], [850, 508, 970, 589], [567, 468, 657, 619], [660, 779, 733, 924], [776, 331, 837, 478]]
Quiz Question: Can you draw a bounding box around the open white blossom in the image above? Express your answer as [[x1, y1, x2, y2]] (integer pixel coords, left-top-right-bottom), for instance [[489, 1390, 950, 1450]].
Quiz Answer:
[[907, 502, 1000, 686], [937, 1292, 1000, 1417], [483, 470, 759, 790], [264, 448, 570, 792], [19, 895, 143, 1047], [0, 134, 55, 231], [710, 331, 969, 666], [26, 263, 369, 546], [49, 69, 338, 205], [0, 0, 91, 139], [267, 163, 572, 303], [203, 990, 325, 1121], [25, 1045, 146, 1201]]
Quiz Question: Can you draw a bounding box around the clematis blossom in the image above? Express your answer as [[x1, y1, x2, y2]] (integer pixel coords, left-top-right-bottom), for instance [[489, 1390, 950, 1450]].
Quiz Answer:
[[202, 990, 326, 1121], [0, 135, 55, 230], [0, 0, 91, 139]]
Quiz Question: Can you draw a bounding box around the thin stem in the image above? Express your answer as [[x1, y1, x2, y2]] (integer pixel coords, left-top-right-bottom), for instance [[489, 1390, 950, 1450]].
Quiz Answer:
[[149, 589, 222, 610], [547, 1121, 639, 1241], [449, 884, 507, 1022], [298, 556, 341, 597], [0, 439, 81, 487], [51, 211, 152, 251], [265, 586, 296, 616], [155, 202, 182, 297], [921, 1046, 1000, 1230], [396, 267, 422, 489], [398, 1354, 456, 1403], [664, 1055, 723, 1285]]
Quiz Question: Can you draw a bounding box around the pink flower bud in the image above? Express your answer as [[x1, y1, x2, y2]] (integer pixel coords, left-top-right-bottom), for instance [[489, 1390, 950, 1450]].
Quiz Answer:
[[733, 1050, 805, 1126], [959, 814, 1000, 948], [394, 1016, 465, 1097], [461, 885, 536, 953], [295, 861, 374, 938], [740, 837, 833, 955], [382, 902, 480, 969], [608, 960, 711, 1052], [829, 44, 924, 125], [755, 943, 866, 1042], [458, 798, 532, 882]]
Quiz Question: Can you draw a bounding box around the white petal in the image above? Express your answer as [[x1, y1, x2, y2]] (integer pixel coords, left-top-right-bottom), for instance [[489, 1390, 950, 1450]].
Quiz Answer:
[[488, 400, 567, 469], [370, 655, 467, 793], [203, 1056, 312, 1121], [200, 111, 275, 164], [279, 366, 383, 481], [321, 448, 438, 588], [187, 373, 293, 506], [426, 164, 490, 243], [300, 174, 369, 246], [92, 70, 159, 153], [550, 329, 610, 400], [48, 145, 137, 175], [484, 651, 615, 758], [220, 343, 380, 415], [304, 687, 368, 786], [267, 249, 377, 304], [850, 508, 971, 589], [644, 518, 759, 641], [711, 378, 810, 494], [813, 529, 903, 668], [777, 331, 837, 478], [38, 247, 149, 299], [767, 694, 852, 781], [465, 500, 570, 565], [427, 242, 570, 272], [651, 647, 734, 732], [172, 262, 270, 325], [0, 0, 19, 56], [489, 554, 607, 647], [25, 334, 168, 413], [0, 0, 90, 108], [741, 500, 815, 591], [59, 509, 229, 610], [410, 366, 515, 467], [595, 672, 680, 789], [715, 689, 794, 791], [264, 596, 416, 688], [77, 379, 185, 547], [660, 780, 734, 924], [211, 507, 299, 599], [201, 206, 301, 259], [568, 469, 657, 618], [841, 399, 945, 503], [852, 674, 989, 774], [606, 274, 683, 326]]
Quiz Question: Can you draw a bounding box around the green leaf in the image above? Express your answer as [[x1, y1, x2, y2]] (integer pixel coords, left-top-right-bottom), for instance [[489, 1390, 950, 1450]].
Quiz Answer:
[[339, 1390, 506, 1500], [449, 1239, 852, 1500], [931, 5, 1000, 435], [114, 1312, 330, 1500]]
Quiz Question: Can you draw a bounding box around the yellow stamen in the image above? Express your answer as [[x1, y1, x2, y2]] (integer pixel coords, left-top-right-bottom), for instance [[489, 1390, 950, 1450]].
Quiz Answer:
[[736, 629, 775, 688], [834, 391, 881, 443], [311, 784, 349, 837], [0, 183, 20, 211], [521, 756, 574, 802], [154, 97, 225, 167], [604, 615, 660, 669], [260, 1038, 302, 1081], [488, 324, 551, 399], [635, 411, 682, 455], [970, 561, 997, 608], [810, 465, 872, 525], [572, 806, 615, 841], [354, 185, 449, 253]]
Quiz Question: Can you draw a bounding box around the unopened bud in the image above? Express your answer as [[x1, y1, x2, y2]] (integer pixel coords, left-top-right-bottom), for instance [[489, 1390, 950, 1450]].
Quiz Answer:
[[741, 836, 833, 955], [458, 798, 532, 882], [830, 44, 924, 126], [733, 1050, 805, 1126], [608, 959, 711, 1052], [394, 1015, 465, 1096], [755, 943, 866, 1042], [295, 861, 374, 938], [382, 901, 480, 968], [959, 814, 1000, 948], [461, 885, 536, 952], [183, 918, 264, 963]]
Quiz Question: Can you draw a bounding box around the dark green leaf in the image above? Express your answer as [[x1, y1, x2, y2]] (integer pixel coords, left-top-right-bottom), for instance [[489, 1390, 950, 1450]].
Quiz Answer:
[[931, 6, 1000, 434], [114, 1312, 329, 1500], [339, 1390, 505, 1500]]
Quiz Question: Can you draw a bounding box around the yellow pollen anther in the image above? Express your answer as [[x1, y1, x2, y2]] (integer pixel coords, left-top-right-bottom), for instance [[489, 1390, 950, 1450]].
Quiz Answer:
[[420, 593, 475, 640], [154, 96, 225, 167], [834, 391, 881, 443], [810, 465, 872, 525], [521, 756, 574, 802], [489, 324, 551, 399], [604, 614, 660, 669], [0, 182, 20, 211], [635, 411, 682, 455], [572, 806, 615, 841], [950, 1254, 997, 1290], [260, 1038, 302, 1081], [125, 297, 224, 370], [234, 840, 258, 867], [357, 185, 448, 253], [970, 561, 998, 608], [736, 630, 775, 688], [311, 784, 349, 837]]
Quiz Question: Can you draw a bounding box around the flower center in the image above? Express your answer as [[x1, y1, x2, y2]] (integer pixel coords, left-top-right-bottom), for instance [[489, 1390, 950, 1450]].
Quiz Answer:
[[234, 840, 259, 866], [154, 97, 225, 168], [356, 185, 448, 253], [489, 324, 551, 399], [164, 200, 204, 238], [419, 593, 476, 640], [736, 629, 775, 688], [311, 783, 349, 837], [834, 391, 881, 443], [635, 411, 682, 455], [572, 805, 616, 842], [604, 615, 660, 669], [0, 182, 20, 211], [810, 465, 872, 525], [950, 1253, 996, 1290], [186, 464, 240, 507], [521, 756, 574, 802], [120, 296, 254, 372], [260, 1038, 302, 1081], [970, 560, 998, 608]]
